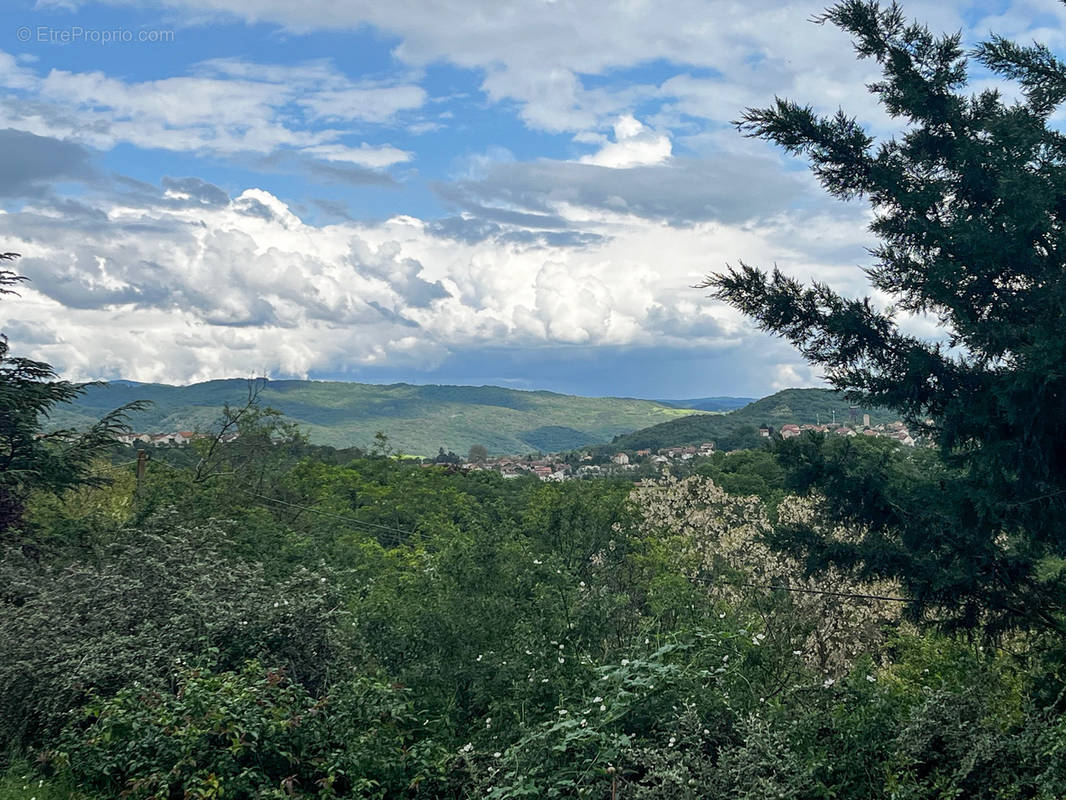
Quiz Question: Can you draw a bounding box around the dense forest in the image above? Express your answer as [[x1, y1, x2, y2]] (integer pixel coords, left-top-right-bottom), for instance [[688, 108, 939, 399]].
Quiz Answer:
[[5, 2, 1066, 798]]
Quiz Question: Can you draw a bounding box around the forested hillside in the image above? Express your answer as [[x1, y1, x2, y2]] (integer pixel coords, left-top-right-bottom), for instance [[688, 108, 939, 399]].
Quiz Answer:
[[607, 387, 894, 451], [47, 379, 702, 455], [656, 396, 755, 412]]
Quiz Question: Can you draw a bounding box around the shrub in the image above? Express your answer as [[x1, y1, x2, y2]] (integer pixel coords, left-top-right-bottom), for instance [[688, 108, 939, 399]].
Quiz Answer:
[[0, 513, 344, 750], [58, 662, 449, 799]]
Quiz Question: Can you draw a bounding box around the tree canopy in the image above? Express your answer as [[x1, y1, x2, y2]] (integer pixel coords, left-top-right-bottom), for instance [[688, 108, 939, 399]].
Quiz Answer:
[[703, 0, 1066, 635]]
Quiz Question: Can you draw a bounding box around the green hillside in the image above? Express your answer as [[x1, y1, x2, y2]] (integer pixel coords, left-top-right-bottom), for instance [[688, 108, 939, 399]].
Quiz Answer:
[[658, 396, 756, 411], [604, 388, 898, 452], [48, 379, 702, 456]]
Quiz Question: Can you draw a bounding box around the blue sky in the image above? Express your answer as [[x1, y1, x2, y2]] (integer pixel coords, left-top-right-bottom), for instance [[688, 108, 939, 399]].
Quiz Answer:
[[0, 0, 1061, 398]]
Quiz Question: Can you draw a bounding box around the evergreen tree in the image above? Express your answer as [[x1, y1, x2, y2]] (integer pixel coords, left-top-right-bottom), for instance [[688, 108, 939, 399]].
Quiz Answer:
[[703, 1, 1066, 634], [0, 257, 144, 538]]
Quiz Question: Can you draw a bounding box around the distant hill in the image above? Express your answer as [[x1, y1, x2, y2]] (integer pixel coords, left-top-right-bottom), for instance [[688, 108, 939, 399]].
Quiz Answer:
[[658, 396, 756, 412], [604, 388, 898, 452], [47, 379, 703, 456]]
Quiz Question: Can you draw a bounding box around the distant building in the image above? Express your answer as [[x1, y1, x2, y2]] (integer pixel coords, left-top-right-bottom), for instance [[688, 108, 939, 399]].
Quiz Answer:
[[612, 453, 630, 465]]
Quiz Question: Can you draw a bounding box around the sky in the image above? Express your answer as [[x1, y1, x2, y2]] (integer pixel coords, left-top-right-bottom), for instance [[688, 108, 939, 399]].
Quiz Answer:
[[0, 0, 1062, 399]]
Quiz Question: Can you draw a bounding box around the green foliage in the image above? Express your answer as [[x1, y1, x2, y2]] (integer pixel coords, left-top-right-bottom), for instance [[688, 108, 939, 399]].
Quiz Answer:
[[693, 448, 786, 502], [0, 517, 343, 751], [704, 644, 1065, 800], [59, 662, 448, 799], [470, 638, 738, 800], [4, 370, 1065, 798], [0, 761, 75, 800]]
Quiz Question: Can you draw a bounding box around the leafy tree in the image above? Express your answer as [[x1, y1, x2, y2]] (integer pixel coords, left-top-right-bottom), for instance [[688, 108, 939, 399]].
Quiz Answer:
[[0, 259, 144, 538], [371, 429, 393, 458], [435, 446, 461, 465], [703, 1, 1066, 635], [468, 443, 489, 464]]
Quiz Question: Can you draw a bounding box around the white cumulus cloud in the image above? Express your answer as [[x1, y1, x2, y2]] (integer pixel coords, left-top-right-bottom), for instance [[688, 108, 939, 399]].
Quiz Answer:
[[578, 115, 671, 169]]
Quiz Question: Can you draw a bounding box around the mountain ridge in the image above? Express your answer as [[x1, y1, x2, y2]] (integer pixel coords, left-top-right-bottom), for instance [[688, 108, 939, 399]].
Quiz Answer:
[[48, 378, 729, 456]]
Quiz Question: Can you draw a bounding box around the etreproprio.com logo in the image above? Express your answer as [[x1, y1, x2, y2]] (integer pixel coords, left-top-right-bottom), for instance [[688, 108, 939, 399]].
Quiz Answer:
[[16, 26, 175, 44]]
